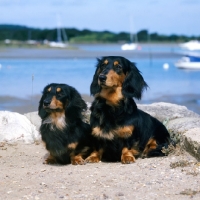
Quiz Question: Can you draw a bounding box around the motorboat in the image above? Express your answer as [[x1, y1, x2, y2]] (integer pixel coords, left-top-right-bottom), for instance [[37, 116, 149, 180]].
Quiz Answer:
[[175, 54, 200, 69], [179, 40, 200, 51]]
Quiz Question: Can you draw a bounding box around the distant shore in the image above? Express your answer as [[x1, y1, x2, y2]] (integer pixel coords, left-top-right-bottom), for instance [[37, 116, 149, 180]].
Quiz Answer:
[[0, 46, 180, 59], [0, 93, 199, 115]]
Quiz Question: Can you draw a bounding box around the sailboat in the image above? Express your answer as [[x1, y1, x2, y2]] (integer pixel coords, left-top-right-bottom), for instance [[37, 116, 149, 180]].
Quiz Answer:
[[121, 17, 138, 51], [49, 15, 68, 48]]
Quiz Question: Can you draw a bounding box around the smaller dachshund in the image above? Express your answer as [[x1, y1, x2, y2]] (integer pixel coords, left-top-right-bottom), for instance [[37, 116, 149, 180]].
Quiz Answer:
[[38, 83, 92, 165], [86, 56, 171, 164]]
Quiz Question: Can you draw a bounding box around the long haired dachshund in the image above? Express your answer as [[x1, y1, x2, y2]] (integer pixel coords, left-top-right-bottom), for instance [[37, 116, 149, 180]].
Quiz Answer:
[[38, 83, 92, 165], [86, 56, 171, 164]]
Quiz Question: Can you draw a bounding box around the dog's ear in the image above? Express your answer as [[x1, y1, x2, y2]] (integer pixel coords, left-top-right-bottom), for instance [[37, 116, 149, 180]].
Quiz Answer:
[[66, 86, 87, 120], [90, 58, 101, 96], [38, 94, 48, 119], [122, 62, 148, 99], [38, 84, 50, 119]]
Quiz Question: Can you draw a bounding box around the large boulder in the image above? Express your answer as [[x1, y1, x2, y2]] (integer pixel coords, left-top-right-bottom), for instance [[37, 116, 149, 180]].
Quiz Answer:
[[0, 111, 40, 144], [138, 102, 200, 122]]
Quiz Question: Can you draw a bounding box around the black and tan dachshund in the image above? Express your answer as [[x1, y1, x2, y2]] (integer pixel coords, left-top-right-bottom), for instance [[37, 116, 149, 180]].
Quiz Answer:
[[38, 83, 92, 165], [86, 56, 171, 164]]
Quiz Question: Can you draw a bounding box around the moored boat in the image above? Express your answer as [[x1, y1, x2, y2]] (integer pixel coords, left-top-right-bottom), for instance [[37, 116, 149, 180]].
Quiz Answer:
[[179, 40, 200, 51], [175, 54, 200, 69]]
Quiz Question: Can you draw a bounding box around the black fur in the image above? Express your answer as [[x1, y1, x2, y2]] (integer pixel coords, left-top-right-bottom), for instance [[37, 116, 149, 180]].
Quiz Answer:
[[38, 83, 92, 165], [86, 56, 171, 164]]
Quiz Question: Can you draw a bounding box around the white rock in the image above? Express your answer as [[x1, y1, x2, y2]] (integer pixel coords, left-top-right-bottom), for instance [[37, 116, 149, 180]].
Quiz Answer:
[[0, 111, 40, 144]]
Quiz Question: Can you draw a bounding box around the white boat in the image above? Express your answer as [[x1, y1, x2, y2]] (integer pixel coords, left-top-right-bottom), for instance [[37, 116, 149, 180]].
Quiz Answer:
[[49, 15, 68, 48], [121, 43, 137, 50], [179, 40, 200, 51], [121, 16, 138, 51], [175, 54, 200, 69], [49, 41, 67, 48]]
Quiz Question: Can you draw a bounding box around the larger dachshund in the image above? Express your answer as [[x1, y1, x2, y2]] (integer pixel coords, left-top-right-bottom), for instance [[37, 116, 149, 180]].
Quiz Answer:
[[86, 56, 171, 164], [38, 83, 92, 165]]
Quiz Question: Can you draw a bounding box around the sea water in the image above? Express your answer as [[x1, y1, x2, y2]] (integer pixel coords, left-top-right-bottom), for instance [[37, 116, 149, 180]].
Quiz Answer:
[[0, 57, 200, 101]]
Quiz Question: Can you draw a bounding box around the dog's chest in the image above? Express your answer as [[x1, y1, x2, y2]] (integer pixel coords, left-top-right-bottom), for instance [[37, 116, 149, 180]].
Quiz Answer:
[[43, 113, 66, 131]]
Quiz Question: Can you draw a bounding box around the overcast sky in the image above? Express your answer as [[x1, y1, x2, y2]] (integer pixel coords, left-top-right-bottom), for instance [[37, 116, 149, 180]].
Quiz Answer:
[[1, 0, 200, 36]]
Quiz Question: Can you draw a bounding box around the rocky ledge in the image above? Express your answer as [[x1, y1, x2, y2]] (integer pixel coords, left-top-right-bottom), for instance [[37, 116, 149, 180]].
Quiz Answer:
[[0, 102, 200, 161]]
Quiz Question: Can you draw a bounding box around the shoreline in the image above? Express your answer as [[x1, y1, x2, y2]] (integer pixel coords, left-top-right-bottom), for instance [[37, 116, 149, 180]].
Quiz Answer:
[[0, 93, 200, 115], [0, 47, 180, 59]]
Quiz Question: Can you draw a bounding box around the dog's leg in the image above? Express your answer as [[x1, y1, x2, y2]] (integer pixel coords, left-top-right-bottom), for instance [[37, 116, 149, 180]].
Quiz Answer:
[[121, 147, 138, 164], [43, 154, 57, 164], [71, 153, 85, 165], [141, 138, 157, 158], [85, 149, 104, 163]]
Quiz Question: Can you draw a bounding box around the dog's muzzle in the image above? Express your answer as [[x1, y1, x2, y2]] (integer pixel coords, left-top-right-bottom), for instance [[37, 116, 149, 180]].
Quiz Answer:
[[99, 74, 107, 83], [43, 99, 51, 107]]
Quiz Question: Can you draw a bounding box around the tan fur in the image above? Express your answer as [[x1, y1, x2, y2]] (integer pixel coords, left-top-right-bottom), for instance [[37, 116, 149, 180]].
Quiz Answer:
[[43, 154, 57, 164], [92, 127, 114, 140], [121, 147, 137, 164], [104, 69, 125, 87], [42, 111, 66, 131], [98, 69, 126, 106], [56, 87, 61, 92], [47, 87, 51, 92], [142, 138, 157, 157], [70, 154, 85, 165], [116, 125, 134, 138], [50, 96, 63, 110], [68, 142, 78, 149], [85, 149, 104, 163], [104, 59, 108, 65], [98, 87, 123, 106], [114, 61, 119, 66], [92, 126, 134, 140]]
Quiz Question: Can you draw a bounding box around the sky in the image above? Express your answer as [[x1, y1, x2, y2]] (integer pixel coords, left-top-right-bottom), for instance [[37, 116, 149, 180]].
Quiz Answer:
[[1, 0, 200, 36]]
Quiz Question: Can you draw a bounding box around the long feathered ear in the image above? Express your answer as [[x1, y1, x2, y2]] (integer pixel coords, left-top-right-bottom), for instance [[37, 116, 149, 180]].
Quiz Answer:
[[38, 84, 50, 119], [90, 58, 101, 96], [38, 94, 48, 119], [66, 86, 87, 120], [122, 62, 148, 99]]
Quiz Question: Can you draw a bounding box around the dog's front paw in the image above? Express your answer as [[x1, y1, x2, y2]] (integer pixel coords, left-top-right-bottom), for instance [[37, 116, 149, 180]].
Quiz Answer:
[[121, 154, 135, 164], [85, 155, 101, 163], [43, 155, 57, 164], [121, 147, 135, 164], [71, 155, 85, 165]]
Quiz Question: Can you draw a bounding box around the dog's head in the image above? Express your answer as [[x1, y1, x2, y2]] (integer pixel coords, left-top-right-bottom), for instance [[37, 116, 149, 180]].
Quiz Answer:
[[90, 56, 148, 100], [38, 83, 87, 120]]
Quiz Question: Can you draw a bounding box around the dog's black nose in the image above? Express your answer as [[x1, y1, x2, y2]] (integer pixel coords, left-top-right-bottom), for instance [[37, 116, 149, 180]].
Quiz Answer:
[[43, 100, 50, 107], [99, 74, 106, 82]]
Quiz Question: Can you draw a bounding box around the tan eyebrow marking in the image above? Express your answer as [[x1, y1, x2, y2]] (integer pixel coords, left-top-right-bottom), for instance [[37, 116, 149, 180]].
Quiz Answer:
[[47, 87, 51, 92], [104, 59, 108, 65], [114, 61, 119, 66], [56, 88, 61, 92]]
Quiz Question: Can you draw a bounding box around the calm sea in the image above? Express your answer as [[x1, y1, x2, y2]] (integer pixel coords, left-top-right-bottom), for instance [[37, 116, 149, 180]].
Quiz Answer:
[[0, 44, 200, 102]]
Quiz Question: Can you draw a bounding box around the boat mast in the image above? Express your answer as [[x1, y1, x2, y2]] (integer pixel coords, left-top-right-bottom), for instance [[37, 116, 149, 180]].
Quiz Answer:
[[130, 16, 137, 43]]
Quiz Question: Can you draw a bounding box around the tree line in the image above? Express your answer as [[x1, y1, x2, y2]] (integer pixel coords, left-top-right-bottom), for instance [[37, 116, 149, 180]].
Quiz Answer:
[[0, 24, 199, 43]]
